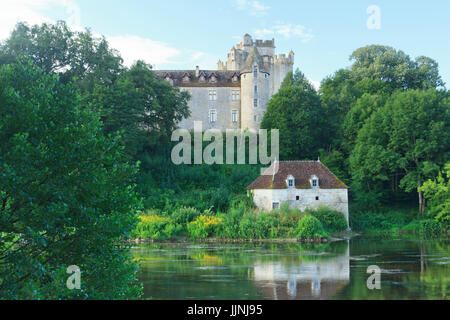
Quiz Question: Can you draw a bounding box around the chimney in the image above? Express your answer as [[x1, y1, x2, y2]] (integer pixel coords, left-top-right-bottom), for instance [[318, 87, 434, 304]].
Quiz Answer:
[[195, 66, 199, 77]]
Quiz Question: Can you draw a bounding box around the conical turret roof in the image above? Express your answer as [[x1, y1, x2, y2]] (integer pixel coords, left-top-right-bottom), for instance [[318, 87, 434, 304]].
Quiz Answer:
[[240, 46, 269, 74]]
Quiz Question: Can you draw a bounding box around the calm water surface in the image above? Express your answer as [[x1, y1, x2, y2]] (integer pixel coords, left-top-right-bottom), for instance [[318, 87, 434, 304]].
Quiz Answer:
[[131, 237, 449, 300]]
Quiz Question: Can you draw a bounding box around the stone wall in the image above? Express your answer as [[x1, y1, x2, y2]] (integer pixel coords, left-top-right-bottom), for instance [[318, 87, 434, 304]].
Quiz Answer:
[[178, 87, 241, 131], [252, 188, 349, 224]]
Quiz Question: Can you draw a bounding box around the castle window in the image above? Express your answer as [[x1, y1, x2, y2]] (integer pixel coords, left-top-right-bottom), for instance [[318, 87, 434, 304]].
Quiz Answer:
[[209, 74, 217, 83], [272, 202, 280, 210], [232, 90, 240, 101], [232, 110, 238, 123], [209, 90, 217, 101], [253, 115, 258, 122], [254, 99, 258, 108], [254, 85, 258, 94], [287, 175, 295, 188], [316, 196, 319, 201], [296, 196, 300, 201], [253, 65, 258, 78], [209, 109, 217, 123], [232, 75, 239, 82]]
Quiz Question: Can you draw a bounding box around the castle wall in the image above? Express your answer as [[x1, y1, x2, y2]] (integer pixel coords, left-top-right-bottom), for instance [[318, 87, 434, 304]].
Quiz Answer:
[[178, 87, 241, 131]]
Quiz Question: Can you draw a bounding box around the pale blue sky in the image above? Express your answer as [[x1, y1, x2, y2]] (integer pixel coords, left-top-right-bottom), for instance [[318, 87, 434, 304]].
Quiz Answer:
[[1, 0, 449, 87]]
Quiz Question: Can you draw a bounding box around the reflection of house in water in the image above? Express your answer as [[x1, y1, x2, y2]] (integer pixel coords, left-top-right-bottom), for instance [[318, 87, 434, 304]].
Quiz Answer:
[[252, 242, 350, 300]]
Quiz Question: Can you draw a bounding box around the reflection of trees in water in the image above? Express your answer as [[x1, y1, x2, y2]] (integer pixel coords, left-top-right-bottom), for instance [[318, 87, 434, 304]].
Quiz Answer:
[[335, 239, 449, 300], [130, 239, 448, 300]]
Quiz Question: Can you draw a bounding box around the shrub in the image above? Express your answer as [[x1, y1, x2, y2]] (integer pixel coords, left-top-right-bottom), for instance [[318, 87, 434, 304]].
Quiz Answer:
[[419, 219, 443, 237], [307, 206, 348, 232], [134, 215, 181, 240], [296, 215, 329, 239], [216, 204, 246, 239], [170, 206, 201, 225], [239, 213, 262, 239], [187, 215, 223, 239]]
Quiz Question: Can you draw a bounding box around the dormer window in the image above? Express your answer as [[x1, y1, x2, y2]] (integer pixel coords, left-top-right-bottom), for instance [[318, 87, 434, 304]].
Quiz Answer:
[[182, 73, 190, 83], [287, 175, 295, 188], [311, 175, 319, 189], [164, 74, 173, 84], [209, 73, 217, 83], [253, 65, 258, 78], [232, 74, 239, 83], [199, 72, 206, 82]]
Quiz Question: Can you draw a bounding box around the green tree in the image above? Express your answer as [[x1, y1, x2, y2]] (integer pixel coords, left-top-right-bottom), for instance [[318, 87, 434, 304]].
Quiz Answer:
[[0, 21, 123, 93], [261, 70, 323, 160], [0, 59, 142, 299], [419, 163, 450, 229], [350, 89, 450, 214]]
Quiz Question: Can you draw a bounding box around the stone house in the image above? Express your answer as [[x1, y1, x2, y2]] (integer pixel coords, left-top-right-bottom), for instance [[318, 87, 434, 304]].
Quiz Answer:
[[246, 161, 349, 224]]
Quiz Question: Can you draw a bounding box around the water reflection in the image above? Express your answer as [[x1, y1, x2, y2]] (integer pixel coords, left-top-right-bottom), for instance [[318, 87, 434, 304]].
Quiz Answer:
[[252, 241, 350, 300], [131, 238, 449, 300]]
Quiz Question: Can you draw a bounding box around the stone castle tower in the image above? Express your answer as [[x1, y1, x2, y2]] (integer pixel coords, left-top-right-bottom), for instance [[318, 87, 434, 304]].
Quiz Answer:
[[155, 34, 294, 131]]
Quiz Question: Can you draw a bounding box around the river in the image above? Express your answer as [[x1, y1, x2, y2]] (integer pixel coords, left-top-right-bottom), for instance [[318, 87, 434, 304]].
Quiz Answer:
[[130, 237, 449, 300]]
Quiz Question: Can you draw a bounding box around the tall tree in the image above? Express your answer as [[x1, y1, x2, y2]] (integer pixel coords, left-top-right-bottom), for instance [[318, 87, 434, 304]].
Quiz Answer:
[[261, 70, 323, 160], [0, 59, 142, 299], [0, 21, 123, 93], [350, 89, 450, 214]]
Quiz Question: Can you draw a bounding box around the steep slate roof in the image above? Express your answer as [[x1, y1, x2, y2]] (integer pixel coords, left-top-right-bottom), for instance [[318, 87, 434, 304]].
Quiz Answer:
[[154, 70, 240, 87], [246, 161, 348, 190], [240, 46, 269, 74]]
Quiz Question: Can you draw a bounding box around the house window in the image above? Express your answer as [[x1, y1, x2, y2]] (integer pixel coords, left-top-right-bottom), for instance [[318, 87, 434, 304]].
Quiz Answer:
[[232, 90, 240, 101], [253, 65, 258, 78], [209, 90, 217, 101], [311, 175, 319, 189], [209, 109, 217, 123], [231, 110, 238, 123], [254, 99, 258, 108], [296, 196, 300, 201], [272, 202, 280, 210], [287, 175, 295, 188]]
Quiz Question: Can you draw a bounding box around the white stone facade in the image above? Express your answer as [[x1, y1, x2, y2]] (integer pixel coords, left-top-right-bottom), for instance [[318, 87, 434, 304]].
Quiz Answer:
[[252, 188, 349, 224], [246, 161, 350, 226]]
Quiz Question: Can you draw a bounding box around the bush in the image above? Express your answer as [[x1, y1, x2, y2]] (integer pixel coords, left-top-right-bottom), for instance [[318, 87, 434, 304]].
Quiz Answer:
[[419, 219, 443, 237], [296, 215, 329, 239], [134, 215, 181, 240], [187, 215, 223, 239], [216, 204, 246, 239], [170, 206, 201, 225], [307, 206, 348, 232]]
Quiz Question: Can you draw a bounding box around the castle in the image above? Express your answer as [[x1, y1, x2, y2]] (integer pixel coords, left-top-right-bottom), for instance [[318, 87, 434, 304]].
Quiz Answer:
[[155, 34, 294, 131]]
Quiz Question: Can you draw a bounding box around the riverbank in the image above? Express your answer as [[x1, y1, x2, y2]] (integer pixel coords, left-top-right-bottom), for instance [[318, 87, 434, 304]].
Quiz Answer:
[[129, 230, 358, 244]]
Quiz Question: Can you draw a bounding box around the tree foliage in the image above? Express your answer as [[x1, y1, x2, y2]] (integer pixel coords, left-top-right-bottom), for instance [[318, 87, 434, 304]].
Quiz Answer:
[[261, 70, 323, 160], [0, 59, 142, 299]]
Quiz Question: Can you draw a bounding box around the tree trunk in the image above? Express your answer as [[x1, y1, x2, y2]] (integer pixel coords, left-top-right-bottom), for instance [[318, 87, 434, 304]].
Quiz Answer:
[[418, 181, 425, 215]]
